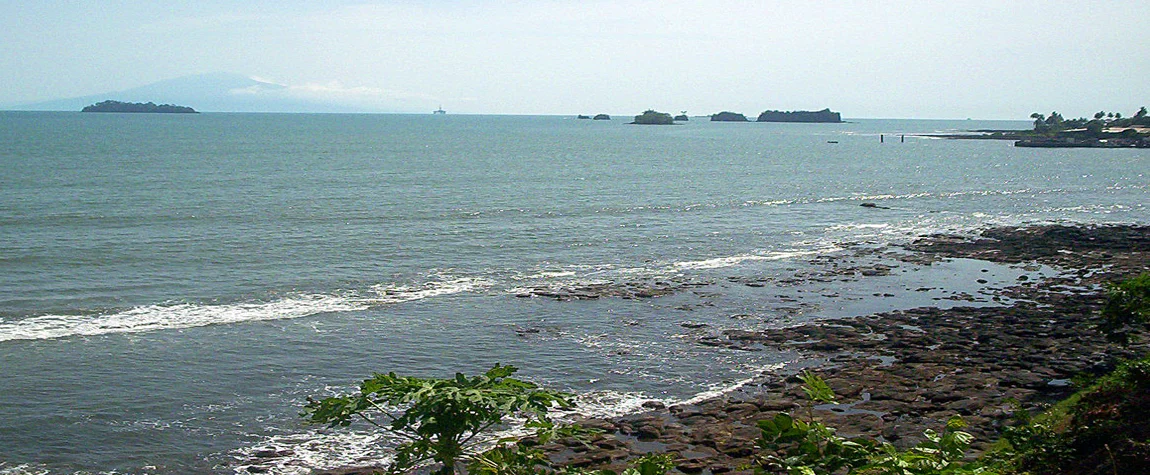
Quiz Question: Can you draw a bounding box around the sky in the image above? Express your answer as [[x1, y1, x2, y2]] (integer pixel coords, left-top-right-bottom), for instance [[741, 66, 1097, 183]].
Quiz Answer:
[[2, 0, 1148, 118]]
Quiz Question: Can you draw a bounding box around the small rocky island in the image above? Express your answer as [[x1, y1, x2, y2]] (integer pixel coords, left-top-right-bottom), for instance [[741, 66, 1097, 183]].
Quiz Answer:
[[630, 110, 674, 125], [710, 111, 749, 122], [757, 108, 842, 123], [82, 100, 198, 113], [593, 114, 611, 121]]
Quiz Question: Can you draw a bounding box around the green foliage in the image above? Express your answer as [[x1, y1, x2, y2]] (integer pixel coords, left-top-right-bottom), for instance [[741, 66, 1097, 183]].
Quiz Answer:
[[754, 372, 987, 475], [755, 412, 875, 475], [986, 356, 1150, 475], [1098, 273, 1150, 344], [798, 371, 836, 405], [1027, 107, 1150, 137], [620, 453, 676, 475], [859, 417, 991, 475], [303, 364, 573, 475]]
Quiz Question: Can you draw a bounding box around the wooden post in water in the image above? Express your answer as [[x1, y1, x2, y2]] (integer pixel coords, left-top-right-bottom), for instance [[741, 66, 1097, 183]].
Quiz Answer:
[[901, 135, 905, 143], [880, 134, 884, 143]]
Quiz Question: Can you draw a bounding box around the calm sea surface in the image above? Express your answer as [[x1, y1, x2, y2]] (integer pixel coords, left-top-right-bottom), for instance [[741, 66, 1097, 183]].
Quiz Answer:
[[1, 112, 1147, 474]]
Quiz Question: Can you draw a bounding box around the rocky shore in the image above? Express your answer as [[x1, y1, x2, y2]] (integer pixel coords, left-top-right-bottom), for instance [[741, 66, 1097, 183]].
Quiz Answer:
[[312, 224, 1149, 475], [542, 224, 1150, 474]]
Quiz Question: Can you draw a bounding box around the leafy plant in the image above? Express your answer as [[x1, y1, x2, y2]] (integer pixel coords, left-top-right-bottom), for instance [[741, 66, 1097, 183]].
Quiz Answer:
[[1098, 273, 1150, 344], [753, 371, 988, 475], [754, 371, 874, 475], [985, 356, 1150, 475], [303, 364, 573, 475], [618, 453, 677, 475], [860, 417, 990, 475]]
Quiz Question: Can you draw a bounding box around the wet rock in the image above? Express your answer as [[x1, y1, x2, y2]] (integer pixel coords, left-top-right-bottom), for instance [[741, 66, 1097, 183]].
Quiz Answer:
[[642, 400, 667, 410]]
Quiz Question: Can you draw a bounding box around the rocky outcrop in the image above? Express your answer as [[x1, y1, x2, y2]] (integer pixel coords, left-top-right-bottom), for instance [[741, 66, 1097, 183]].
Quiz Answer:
[[710, 111, 749, 122], [756, 108, 842, 123], [630, 110, 675, 125], [593, 114, 611, 120]]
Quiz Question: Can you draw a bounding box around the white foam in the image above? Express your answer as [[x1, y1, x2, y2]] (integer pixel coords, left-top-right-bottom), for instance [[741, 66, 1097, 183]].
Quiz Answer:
[[234, 430, 393, 475], [0, 464, 51, 475], [672, 248, 840, 270], [0, 294, 366, 342], [526, 270, 578, 279], [367, 277, 493, 304], [1, 278, 492, 342]]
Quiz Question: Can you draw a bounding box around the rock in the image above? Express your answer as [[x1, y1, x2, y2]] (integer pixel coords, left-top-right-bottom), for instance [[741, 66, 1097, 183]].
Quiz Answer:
[[757, 108, 843, 123], [710, 111, 749, 122], [677, 459, 709, 474], [635, 424, 662, 440], [593, 114, 611, 120]]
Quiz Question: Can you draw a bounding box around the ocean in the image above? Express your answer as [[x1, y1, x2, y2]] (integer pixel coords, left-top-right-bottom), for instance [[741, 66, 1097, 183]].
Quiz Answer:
[[0, 112, 1146, 474]]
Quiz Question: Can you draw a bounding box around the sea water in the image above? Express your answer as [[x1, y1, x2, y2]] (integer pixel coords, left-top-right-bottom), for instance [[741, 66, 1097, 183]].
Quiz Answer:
[[0, 112, 1146, 474]]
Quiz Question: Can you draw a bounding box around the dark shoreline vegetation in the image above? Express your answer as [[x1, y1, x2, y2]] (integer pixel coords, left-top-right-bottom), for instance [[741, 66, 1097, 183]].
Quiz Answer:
[[927, 107, 1150, 148], [81, 100, 198, 113], [297, 224, 1150, 475]]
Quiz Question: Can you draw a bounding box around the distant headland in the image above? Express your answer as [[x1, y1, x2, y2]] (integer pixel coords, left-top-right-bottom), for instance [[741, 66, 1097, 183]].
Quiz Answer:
[[923, 107, 1149, 148], [81, 100, 198, 113]]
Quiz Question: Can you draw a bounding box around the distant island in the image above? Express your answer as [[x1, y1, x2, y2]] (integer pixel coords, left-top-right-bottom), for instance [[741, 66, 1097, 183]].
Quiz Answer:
[[757, 108, 842, 123], [81, 100, 197, 113], [593, 114, 611, 121], [710, 111, 749, 122], [630, 110, 674, 125]]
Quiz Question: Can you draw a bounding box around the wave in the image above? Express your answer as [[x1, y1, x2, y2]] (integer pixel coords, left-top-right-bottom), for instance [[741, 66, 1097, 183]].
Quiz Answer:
[[0, 464, 51, 475], [0, 278, 489, 343], [671, 248, 839, 270]]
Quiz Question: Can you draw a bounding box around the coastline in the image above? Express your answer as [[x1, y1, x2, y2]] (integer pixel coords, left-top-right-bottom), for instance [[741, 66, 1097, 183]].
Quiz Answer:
[[543, 224, 1150, 474], [297, 224, 1150, 475]]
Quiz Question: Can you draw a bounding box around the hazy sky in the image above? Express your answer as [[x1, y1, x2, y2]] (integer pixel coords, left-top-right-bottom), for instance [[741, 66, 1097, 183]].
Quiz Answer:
[[3, 0, 1148, 118]]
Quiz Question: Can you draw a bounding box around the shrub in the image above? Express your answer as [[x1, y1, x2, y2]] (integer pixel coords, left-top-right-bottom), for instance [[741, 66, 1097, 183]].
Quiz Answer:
[[753, 371, 989, 475], [1098, 273, 1150, 344], [303, 364, 572, 475]]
